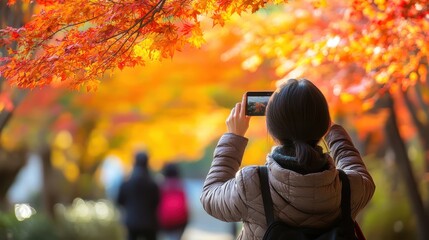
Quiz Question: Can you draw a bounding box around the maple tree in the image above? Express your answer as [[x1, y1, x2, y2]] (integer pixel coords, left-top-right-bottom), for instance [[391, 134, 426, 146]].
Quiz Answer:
[[13, 40, 274, 168], [0, 0, 279, 214], [0, 1, 35, 131], [0, 0, 288, 90], [0, 29, 275, 216], [0, 0, 36, 211]]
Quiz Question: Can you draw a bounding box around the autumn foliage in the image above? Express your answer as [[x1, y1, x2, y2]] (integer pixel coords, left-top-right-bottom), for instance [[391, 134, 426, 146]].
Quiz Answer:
[[0, 0, 288, 90], [222, 0, 428, 106], [1, 0, 428, 166]]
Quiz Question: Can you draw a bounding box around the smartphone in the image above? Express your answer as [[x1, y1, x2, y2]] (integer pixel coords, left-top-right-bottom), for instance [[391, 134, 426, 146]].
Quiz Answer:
[[245, 91, 274, 116]]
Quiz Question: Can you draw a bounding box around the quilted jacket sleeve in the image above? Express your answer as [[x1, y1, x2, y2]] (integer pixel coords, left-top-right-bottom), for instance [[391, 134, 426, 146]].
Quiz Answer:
[[200, 133, 249, 222], [325, 124, 376, 218]]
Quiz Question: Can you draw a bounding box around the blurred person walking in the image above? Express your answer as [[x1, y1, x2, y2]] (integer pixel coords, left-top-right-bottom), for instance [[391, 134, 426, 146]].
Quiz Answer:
[[157, 163, 189, 240], [117, 151, 161, 240]]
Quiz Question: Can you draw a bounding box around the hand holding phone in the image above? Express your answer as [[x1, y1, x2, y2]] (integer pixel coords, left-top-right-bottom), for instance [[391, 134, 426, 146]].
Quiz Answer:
[[245, 91, 274, 116], [226, 94, 250, 136]]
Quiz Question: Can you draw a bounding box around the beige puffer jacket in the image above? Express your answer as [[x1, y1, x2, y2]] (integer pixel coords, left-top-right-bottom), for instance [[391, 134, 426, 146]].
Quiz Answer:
[[200, 124, 375, 240]]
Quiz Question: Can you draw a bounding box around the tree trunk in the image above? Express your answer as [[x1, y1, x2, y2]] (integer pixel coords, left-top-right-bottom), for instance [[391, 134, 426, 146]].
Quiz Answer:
[[402, 78, 429, 217], [0, 0, 33, 133], [0, 148, 27, 211], [385, 93, 429, 240], [40, 146, 56, 219]]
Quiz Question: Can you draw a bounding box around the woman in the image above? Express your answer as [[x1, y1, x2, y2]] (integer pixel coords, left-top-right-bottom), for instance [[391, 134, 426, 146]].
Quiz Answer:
[[158, 163, 189, 240], [200, 78, 375, 240]]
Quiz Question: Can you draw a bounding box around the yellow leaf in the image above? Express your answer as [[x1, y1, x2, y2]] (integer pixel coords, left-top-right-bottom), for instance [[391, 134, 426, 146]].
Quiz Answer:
[[188, 28, 206, 48], [375, 72, 389, 84], [387, 64, 398, 74], [374, 0, 386, 7], [133, 39, 161, 60], [409, 71, 418, 84], [311, 0, 327, 8], [339, 92, 355, 103]]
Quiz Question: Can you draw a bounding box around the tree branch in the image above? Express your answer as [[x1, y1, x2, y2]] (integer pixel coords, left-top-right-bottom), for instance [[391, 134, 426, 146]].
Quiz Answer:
[[402, 87, 427, 136], [98, 0, 167, 66], [34, 14, 104, 49], [415, 81, 429, 124]]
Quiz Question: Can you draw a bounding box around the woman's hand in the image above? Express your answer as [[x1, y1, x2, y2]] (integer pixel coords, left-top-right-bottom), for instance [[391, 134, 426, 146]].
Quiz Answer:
[[226, 94, 250, 137]]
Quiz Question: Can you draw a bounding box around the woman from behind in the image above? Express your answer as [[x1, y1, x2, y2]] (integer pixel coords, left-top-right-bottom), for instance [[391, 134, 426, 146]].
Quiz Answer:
[[158, 163, 189, 240], [200, 78, 375, 239]]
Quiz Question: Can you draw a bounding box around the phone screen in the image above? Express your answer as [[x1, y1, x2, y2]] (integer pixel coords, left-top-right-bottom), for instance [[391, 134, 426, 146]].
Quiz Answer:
[[246, 91, 274, 116]]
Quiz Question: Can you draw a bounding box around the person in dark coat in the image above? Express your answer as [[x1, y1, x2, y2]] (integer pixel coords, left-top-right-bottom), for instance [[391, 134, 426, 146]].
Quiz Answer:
[[117, 151, 161, 240]]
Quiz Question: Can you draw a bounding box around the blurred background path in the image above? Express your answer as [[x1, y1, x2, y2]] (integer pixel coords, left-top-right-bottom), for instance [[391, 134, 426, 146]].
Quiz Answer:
[[7, 156, 237, 240], [178, 179, 237, 240]]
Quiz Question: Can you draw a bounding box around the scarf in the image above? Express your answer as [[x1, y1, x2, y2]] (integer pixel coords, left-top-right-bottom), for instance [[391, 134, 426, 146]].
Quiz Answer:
[[270, 145, 329, 175]]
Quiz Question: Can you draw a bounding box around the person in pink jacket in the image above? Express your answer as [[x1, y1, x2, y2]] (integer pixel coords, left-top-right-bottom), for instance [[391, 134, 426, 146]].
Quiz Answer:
[[200, 78, 375, 240]]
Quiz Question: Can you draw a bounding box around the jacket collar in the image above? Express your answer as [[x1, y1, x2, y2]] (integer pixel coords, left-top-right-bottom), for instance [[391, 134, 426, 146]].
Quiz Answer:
[[265, 148, 337, 188], [269, 146, 330, 175]]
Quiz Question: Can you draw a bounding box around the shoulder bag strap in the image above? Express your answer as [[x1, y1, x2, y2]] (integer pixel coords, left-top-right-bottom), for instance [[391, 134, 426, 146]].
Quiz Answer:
[[258, 166, 275, 225], [338, 169, 358, 235], [258, 167, 355, 232], [338, 169, 351, 218]]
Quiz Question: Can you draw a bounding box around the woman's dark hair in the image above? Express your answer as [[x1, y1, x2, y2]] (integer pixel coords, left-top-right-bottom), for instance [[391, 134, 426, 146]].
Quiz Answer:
[[266, 78, 331, 172]]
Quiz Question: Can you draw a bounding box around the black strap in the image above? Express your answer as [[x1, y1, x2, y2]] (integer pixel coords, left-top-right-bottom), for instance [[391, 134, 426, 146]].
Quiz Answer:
[[258, 166, 353, 226], [259, 166, 275, 225], [337, 169, 354, 226]]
